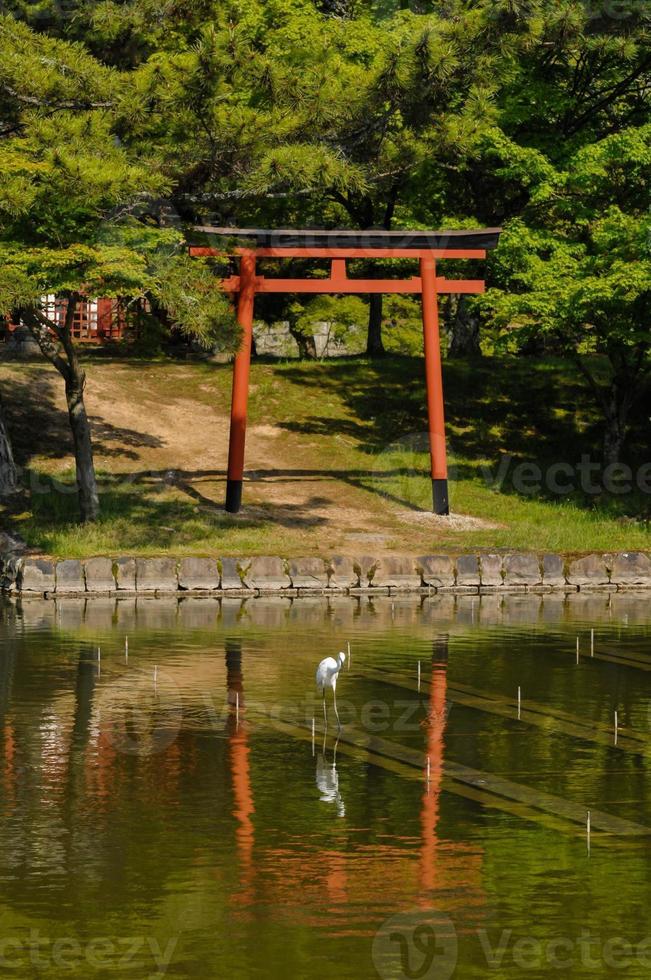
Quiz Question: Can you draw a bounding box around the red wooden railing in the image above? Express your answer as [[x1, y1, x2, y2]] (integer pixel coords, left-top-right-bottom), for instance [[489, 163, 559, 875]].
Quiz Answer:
[[1, 297, 127, 344]]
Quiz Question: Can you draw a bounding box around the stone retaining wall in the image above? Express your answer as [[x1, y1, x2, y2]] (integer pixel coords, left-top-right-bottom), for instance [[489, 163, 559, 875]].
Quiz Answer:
[[1, 551, 650, 597]]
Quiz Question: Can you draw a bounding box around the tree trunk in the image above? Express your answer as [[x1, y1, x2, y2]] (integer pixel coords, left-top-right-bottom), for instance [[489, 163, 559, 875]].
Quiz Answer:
[[602, 384, 631, 468], [446, 295, 481, 358], [20, 298, 100, 523], [0, 393, 18, 497], [65, 376, 100, 523], [287, 323, 317, 359], [603, 416, 625, 468], [366, 294, 385, 356]]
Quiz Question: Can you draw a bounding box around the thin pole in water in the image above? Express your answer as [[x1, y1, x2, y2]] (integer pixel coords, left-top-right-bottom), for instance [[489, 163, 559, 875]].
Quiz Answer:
[[614, 710, 618, 745], [417, 660, 421, 692], [426, 756, 431, 783], [125, 636, 129, 662], [591, 629, 594, 657], [236, 692, 239, 728], [517, 686, 521, 720], [576, 636, 580, 664], [587, 810, 591, 854], [347, 641, 351, 670], [97, 646, 101, 677]]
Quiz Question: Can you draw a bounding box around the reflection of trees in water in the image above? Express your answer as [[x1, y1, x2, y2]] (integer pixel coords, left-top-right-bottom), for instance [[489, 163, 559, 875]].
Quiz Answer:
[[0, 621, 487, 926]]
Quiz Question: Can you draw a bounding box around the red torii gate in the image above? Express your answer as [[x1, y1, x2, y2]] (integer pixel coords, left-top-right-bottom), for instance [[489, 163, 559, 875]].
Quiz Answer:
[[190, 227, 501, 515]]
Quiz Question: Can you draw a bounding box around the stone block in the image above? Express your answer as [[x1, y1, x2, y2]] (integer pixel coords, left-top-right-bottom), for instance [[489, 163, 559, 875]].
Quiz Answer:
[[567, 554, 610, 587], [0, 556, 21, 592], [456, 554, 480, 586], [542, 554, 566, 587], [220, 557, 245, 590], [610, 552, 651, 587], [328, 556, 359, 589], [55, 559, 85, 593], [18, 558, 55, 593], [178, 557, 220, 591], [480, 553, 503, 586], [503, 553, 542, 586], [85, 557, 115, 593], [288, 557, 329, 588], [135, 557, 178, 592], [358, 556, 380, 587], [417, 555, 455, 588], [372, 556, 421, 590], [246, 556, 290, 591], [115, 557, 136, 591]]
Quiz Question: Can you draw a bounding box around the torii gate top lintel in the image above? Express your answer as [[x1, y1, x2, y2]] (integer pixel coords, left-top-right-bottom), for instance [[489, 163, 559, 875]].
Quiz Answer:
[[189, 226, 502, 516]]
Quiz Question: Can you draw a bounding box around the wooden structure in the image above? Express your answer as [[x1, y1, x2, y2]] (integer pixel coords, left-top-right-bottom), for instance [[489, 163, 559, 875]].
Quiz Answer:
[[190, 227, 501, 515], [2, 297, 125, 344]]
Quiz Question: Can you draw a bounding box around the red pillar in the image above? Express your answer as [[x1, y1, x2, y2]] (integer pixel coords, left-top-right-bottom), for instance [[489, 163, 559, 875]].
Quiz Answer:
[[420, 254, 449, 515], [225, 252, 256, 513]]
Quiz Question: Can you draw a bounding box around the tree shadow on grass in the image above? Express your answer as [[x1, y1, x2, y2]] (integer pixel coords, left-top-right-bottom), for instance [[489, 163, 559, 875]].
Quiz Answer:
[[274, 355, 651, 517], [2, 373, 164, 467]]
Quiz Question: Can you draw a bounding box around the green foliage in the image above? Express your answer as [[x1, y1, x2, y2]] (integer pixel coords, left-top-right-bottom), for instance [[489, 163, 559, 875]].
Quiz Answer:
[[291, 295, 367, 345], [0, 15, 236, 347]]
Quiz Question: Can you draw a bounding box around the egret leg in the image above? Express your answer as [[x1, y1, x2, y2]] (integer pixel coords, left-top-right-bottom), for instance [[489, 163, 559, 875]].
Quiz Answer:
[[322, 692, 327, 730], [333, 688, 341, 730]]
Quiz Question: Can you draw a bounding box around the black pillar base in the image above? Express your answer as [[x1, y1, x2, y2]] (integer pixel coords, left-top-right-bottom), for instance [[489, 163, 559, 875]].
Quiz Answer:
[[432, 478, 449, 516], [225, 479, 243, 514]]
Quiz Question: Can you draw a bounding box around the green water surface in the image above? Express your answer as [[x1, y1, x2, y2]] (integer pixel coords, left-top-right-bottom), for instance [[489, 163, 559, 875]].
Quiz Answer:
[[1, 592, 650, 979]]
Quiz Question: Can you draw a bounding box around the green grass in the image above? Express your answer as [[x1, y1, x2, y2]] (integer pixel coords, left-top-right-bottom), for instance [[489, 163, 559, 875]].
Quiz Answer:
[[1, 354, 649, 557]]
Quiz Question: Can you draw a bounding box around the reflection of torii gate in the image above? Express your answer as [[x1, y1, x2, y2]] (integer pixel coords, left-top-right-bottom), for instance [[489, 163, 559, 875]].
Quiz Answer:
[[190, 227, 501, 516]]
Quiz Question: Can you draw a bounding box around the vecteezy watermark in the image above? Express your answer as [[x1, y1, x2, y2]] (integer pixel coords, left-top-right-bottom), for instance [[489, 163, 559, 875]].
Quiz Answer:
[[583, 0, 651, 19], [372, 909, 458, 980], [370, 431, 651, 505], [102, 668, 183, 757], [372, 912, 651, 978], [0, 931, 178, 975], [200, 693, 452, 735], [99, 681, 452, 757], [484, 453, 651, 497]]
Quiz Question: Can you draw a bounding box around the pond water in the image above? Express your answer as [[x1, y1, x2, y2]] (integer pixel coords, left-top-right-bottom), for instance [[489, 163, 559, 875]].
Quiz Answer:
[[1, 592, 651, 979]]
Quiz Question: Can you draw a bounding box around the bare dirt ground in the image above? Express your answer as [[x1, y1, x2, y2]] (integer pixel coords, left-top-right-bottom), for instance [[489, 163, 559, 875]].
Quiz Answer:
[[3, 360, 494, 555]]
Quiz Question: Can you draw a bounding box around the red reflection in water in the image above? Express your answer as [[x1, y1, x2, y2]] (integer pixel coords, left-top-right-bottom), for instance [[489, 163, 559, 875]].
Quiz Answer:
[[226, 641, 255, 909], [420, 642, 448, 896], [2, 721, 16, 805]]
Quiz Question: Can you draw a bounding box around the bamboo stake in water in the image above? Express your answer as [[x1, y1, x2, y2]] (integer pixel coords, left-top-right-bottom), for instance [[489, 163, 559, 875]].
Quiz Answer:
[[614, 710, 618, 745], [591, 629, 594, 657], [347, 640, 351, 670], [236, 692, 239, 728], [97, 647, 101, 677], [587, 810, 591, 854], [426, 756, 431, 783], [517, 686, 521, 720], [125, 636, 129, 662], [417, 660, 421, 692], [576, 636, 580, 664]]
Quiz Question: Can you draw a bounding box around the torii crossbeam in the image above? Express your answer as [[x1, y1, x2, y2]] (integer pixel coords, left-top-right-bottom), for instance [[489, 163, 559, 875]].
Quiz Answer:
[[190, 227, 501, 516]]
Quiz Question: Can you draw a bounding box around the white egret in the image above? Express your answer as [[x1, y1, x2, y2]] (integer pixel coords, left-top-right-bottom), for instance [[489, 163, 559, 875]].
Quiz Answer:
[[316, 651, 346, 729]]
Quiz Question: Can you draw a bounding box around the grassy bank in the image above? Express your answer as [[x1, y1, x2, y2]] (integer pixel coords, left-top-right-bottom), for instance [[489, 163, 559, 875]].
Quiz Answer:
[[0, 354, 649, 558]]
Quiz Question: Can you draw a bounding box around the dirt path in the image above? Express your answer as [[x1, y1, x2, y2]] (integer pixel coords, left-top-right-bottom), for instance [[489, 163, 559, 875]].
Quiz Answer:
[[3, 360, 498, 555]]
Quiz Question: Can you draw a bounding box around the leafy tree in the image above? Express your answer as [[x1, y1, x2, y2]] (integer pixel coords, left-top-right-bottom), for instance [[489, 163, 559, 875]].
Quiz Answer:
[[0, 16, 236, 522], [483, 125, 651, 466]]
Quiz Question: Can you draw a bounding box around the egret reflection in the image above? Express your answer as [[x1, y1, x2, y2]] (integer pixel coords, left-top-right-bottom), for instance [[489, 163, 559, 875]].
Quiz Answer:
[[316, 734, 345, 817]]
